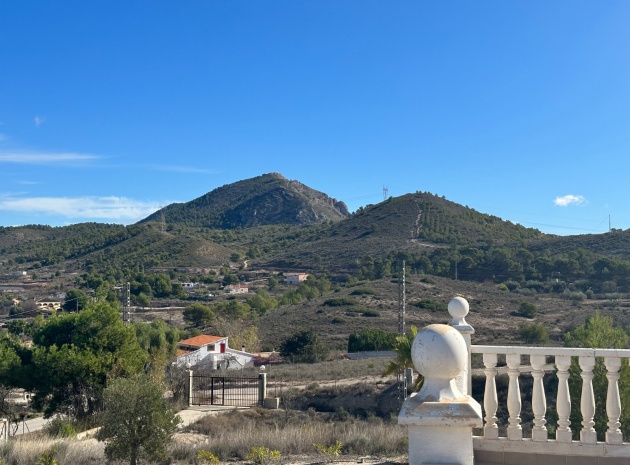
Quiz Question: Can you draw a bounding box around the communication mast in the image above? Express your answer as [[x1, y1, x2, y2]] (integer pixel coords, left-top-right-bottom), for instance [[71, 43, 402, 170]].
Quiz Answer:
[[383, 185, 389, 201]]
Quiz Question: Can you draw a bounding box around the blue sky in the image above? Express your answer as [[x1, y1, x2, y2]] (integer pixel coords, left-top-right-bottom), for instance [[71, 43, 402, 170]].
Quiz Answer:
[[1, 1, 629, 235]]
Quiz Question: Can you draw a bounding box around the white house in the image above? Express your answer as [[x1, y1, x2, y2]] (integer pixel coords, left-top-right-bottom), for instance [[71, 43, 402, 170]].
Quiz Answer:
[[286, 273, 309, 285], [224, 283, 248, 294], [176, 334, 255, 370]]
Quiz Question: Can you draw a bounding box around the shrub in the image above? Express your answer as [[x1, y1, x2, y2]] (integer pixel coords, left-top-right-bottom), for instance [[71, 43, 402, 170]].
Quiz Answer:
[[35, 450, 57, 465], [331, 317, 345, 324], [348, 328, 396, 352], [518, 302, 537, 318], [245, 446, 281, 465], [350, 288, 376, 296], [362, 309, 380, 317], [323, 297, 357, 307], [519, 323, 549, 344], [410, 299, 447, 313], [44, 417, 76, 438], [196, 450, 220, 465], [313, 440, 343, 461]]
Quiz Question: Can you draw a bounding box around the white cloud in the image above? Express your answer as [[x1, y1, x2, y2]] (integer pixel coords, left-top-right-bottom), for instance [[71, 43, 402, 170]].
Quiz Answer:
[[34, 116, 46, 127], [149, 164, 213, 174], [0, 196, 165, 223], [554, 194, 587, 207], [0, 151, 99, 165]]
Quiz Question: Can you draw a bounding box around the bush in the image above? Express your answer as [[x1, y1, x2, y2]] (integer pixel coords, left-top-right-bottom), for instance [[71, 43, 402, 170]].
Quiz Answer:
[[410, 299, 447, 313], [331, 317, 345, 324], [518, 302, 537, 318], [350, 288, 376, 296], [196, 450, 220, 465], [497, 283, 509, 292], [519, 323, 549, 344], [44, 417, 76, 438], [362, 309, 380, 317], [245, 446, 281, 464], [348, 328, 396, 352], [313, 440, 343, 461], [323, 297, 357, 307]]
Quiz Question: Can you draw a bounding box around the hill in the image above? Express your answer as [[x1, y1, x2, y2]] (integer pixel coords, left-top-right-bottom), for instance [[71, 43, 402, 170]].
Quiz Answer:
[[140, 172, 349, 229]]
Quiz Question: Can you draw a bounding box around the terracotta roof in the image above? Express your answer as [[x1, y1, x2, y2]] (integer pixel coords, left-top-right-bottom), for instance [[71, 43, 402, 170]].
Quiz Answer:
[[178, 334, 226, 349]]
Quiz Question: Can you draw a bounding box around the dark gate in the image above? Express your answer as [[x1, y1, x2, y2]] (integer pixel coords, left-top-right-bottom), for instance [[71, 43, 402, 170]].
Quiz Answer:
[[189, 373, 261, 407]]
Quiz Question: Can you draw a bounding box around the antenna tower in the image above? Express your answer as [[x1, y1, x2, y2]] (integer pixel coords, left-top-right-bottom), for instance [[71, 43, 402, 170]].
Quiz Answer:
[[383, 185, 389, 201]]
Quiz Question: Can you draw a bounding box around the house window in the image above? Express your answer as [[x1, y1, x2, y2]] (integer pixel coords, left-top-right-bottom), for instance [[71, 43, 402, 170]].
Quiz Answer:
[[208, 344, 215, 351]]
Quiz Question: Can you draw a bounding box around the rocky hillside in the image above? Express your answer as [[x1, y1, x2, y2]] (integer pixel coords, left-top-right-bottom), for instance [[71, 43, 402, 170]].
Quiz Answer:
[[141, 172, 349, 229]]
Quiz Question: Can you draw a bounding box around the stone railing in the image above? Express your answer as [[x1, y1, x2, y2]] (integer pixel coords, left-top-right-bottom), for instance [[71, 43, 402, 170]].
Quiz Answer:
[[440, 297, 630, 464]]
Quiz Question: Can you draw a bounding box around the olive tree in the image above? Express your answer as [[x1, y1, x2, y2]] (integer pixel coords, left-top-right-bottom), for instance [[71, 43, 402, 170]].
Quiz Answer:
[[97, 374, 181, 465]]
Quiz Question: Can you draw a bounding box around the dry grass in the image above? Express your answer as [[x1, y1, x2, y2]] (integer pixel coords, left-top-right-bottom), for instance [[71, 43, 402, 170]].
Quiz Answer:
[[0, 436, 104, 465], [181, 408, 407, 461]]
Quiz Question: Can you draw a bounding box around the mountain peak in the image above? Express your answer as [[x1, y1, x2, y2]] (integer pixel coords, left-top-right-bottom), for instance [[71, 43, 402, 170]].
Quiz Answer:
[[140, 174, 349, 228]]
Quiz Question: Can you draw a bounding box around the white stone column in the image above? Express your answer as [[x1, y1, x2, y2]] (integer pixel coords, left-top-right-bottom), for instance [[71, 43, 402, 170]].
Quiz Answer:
[[506, 353, 522, 440], [530, 354, 547, 442], [448, 296, 474, 396], [605, 356, 623, 445], [398, 324, 482, 465], [555, 355, 572, 443], [482, 352, 499, 439], [579, 355, 596, 444]]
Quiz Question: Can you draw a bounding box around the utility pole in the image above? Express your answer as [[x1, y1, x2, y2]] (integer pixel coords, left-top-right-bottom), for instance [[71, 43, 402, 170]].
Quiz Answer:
[[398, 260, 406, 335], [123, 282, 131, 324], [397, 260, 408, 404]]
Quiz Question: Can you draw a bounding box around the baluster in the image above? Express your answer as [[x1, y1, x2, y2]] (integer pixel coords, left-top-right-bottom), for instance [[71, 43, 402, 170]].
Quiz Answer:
[[555, 355, 572, 443], [506, 353, 522, 440], [530, 354, 547, 441], [483, 353, 499, 439], [579, 356, 596, 444], [605, 356, 623, 444]]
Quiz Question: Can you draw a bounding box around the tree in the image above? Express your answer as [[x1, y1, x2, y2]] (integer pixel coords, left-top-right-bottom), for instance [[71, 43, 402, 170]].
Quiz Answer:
[[97, 375, 181, 465], [183, 303, 214, 328], [280, 330, 328, 363], [26, 302, 146, 418], [63, 289, 89, 312], [564, 314, 630, 440], [383, 326, 423, 390]]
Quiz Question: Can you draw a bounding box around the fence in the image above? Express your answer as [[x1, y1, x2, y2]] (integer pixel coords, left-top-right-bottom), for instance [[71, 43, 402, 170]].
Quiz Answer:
[[188, 372, 264, 407]]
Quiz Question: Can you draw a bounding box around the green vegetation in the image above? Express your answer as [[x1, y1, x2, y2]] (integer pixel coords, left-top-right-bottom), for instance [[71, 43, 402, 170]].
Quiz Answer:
[[350, 287, 377, 296], [347, 328, 396, 352], [518, 301, 537, 318], [410, 298, 448, 313], [323, 297, 357, 307], [183, 303, 215, 328], [519, 323, 549, 344], [280, 330, 328, 363], [564, 314, 630, 440], [97, 374, 181, 465], [245, 446, 281, 465]]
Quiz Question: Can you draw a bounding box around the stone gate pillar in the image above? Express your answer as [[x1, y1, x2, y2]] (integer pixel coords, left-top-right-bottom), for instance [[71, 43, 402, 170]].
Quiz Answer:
[[398, 324, 482, 465]]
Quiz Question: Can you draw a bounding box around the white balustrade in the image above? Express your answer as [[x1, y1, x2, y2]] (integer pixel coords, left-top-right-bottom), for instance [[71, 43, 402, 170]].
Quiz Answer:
[[443, 296, 630, 459], [469, 345, 630, 447]]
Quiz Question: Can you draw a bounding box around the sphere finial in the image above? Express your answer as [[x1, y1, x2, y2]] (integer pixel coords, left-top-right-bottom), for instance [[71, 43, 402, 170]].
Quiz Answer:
[[448, 296, 469, 326]]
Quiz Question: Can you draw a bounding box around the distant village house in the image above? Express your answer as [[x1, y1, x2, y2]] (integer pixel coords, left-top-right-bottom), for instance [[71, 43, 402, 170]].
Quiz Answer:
[[286, 273, 309, 285], [176, 334, 254, 370], [225, 283, 248, 294]]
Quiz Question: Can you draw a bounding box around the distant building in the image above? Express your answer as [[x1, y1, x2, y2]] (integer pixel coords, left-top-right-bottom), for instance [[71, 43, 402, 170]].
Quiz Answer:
[[225, 283, 248, 294], [176, 334, 254, 370], [36, 298, 62, 313], [286, 273, 309, 285], [181, 282, 198, 289]]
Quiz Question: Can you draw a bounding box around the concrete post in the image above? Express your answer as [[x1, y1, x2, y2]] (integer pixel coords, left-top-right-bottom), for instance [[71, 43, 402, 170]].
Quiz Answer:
[[398, 324, 482, 465], [258, 372, 267, 406], [448, 297, 474, 396], [187, 368, 194, 407], [0, 419, 6, 442]]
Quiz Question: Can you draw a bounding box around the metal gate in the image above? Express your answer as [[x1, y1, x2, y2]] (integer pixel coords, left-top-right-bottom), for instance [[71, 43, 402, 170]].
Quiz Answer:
[[189, 373, 261, 407]]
